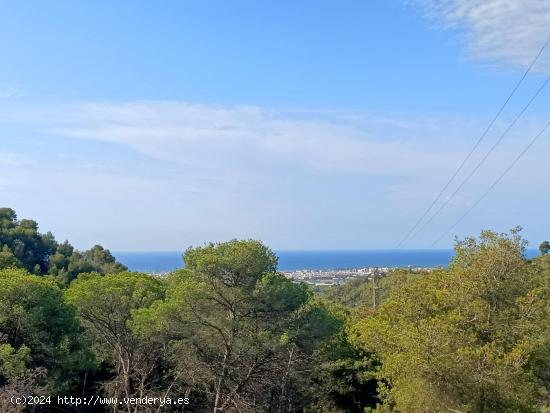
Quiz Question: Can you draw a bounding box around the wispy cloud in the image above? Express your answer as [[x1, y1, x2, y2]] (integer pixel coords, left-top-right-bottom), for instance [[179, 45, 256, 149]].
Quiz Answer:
[[2, 100, 548, 248], [413, 0, 550, 71], [3, 100, 548, 191], [27, 101, 465, 180], [4, 99, 547, 198]]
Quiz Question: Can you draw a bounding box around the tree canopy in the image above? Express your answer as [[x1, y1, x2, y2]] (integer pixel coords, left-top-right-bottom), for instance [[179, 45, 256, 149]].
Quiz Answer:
[[351, 229, 550, 412], [0, 268, 93, 399], [0, 207, 126, 283], [1, 208, 549, 412], [539, 240, 549, 255]]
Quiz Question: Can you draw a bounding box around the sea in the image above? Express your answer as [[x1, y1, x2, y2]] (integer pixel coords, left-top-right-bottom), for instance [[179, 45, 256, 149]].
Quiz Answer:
[[113, 249, 540, 273]]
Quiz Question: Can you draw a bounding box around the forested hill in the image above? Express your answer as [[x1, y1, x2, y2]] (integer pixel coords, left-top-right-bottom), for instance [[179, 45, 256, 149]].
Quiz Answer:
[[0, 207, 126, 284], [1, 208, 550, 412]]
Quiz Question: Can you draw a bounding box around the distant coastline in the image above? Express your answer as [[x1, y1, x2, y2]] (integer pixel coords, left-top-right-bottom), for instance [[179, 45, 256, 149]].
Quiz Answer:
[[114, 249, 540, 273]]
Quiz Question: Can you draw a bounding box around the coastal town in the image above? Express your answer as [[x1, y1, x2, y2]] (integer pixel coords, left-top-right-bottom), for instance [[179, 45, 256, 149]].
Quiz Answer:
[[148, 266, 437, 285], [282, 266, 432, 286]]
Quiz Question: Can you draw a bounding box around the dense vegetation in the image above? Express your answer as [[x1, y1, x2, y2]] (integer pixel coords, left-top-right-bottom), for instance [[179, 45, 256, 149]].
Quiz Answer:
[[1, 208, 549, 412], [0, 208, 127, 284]]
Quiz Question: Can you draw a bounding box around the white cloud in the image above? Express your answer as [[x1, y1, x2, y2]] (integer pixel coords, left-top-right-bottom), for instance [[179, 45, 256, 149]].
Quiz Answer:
[[5, 100, 548, 201], [3, 100, 548, 194], [2, 100, 549, 249], [413, 0, 550, 71], [33, 101, 463, 180]]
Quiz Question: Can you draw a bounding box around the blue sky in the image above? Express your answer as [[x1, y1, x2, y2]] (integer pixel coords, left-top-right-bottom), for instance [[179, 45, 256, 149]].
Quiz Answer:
[[1, 0, 549, 250]]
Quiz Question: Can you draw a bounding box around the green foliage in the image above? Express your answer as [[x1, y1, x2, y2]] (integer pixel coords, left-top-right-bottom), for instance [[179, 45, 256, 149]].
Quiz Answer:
[[254, 271, 311, 314], [0, 208, 55, 274], [303, 301, 381, 413], [0, 343, 46, 413], [66, 272, 165, 361], [0, 207, 127, 283], [540, 240, 550, 255], [66, 272, 166, 403], [322, 269, 420, 308], [290, 298, 346, 354], [0, 245, 21, 269], [49, 244, 127, 284], [0, 268, 92, 393], [134, 240, 332, 412], [0, 344, 31, 381], [184, 238, 278, 289], [352, 229, 550, 413], [3, 210, 548, 413]]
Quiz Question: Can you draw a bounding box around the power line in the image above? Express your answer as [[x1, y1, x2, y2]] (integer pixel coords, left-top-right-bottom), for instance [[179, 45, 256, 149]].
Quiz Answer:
[[402, 74, 550, 246], [396, 35, 550, 248], [431, 119, 550, 246]]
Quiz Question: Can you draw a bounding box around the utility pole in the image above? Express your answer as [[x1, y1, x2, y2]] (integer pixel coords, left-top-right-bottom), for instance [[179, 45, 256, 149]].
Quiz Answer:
[[372, 267, 380, 308]]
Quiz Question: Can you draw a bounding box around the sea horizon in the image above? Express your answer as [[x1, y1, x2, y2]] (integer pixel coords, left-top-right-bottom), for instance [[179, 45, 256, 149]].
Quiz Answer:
[[114, 249, 541, 273]]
